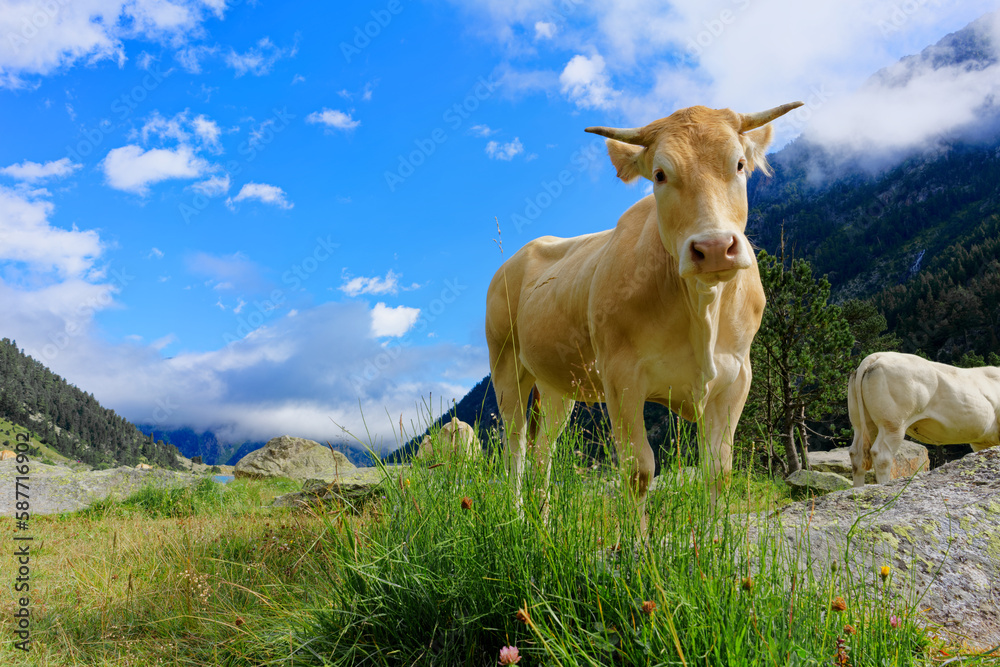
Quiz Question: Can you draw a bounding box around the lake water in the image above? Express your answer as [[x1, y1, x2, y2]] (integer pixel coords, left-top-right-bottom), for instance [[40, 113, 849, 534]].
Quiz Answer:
[[213, 475, 235, 484]]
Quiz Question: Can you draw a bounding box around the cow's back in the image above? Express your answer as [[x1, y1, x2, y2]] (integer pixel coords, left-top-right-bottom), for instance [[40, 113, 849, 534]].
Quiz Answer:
[[486, 230, 613, 387], [860, 352, 1000, 446]]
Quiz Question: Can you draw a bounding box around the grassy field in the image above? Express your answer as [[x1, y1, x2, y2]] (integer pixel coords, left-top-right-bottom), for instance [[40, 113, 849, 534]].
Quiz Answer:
[[0, 430, 974, 666], [0, 417, 71, 465]]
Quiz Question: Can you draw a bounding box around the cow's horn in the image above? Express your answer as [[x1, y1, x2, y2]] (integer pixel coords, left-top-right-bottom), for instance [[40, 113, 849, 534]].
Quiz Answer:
[[739, 101, 804, 132], [584, 125, 646, 146]]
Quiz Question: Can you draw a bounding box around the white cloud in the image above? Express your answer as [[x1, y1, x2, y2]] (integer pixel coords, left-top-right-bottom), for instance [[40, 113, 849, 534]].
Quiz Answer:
[[151, 333, 178, 351], [102, 144, 209, 195], [148, 247, 164, 259], [559, 53, 618, 110], [248, 118, 276, 148], [340, 270, 402, 297], [186, 251, 267, 292], [535, 21, 556, 39], [225, 182, 293, 209], [0, 268, 486, 451], [141, 111, 190, 144], [192, 174, 230, 197], [371, 302, 420, 338], [0, 186, 102, 279], [138, 111, 223, 153], [469, 124, 499, 137], [136, 51, 156, 70], [486, 137, 524, 160], [292, 74, 306, 84], [192, 114, 223, 153], [452, 0, 997, 154], [307, 108, 361, 131], [225, 36, 297, 77], [0, 0, 226, 88], [1, 158, 81, 182], [175, 45, 218, 74]]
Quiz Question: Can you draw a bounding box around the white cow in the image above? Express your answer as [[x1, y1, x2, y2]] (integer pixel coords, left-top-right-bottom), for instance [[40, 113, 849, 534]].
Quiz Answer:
[[848, 351, 1000, 487], [416, 417, 482, 462], [485, 102, 803, 523]]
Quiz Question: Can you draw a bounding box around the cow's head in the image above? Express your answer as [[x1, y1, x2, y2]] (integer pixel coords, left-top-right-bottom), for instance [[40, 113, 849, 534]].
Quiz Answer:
[[586, 103, 802, 285]]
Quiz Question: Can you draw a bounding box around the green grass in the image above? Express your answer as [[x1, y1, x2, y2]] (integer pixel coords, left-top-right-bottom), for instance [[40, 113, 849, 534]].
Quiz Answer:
[[0, 429, 975, 666], [0, 416, 70, 464], [238, 432, 936, 667]]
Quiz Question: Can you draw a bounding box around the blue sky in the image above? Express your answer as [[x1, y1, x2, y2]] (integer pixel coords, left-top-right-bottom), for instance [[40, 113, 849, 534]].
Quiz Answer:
[[1, 0, 997, 449]]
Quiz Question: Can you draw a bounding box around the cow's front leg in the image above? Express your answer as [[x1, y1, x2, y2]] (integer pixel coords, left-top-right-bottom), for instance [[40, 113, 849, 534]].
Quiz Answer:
[[700, 359, 751, 504], [605, 381, 654, 534]]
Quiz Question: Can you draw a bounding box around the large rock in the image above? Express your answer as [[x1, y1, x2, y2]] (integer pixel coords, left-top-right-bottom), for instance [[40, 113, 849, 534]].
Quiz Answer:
[[234, 436, 355, 481], [416, 417, 481, 462], [0, 460, 202, 515], [757, 448, 1000, 649], [784, 469, 852, 495], [272, 466, 401, 512], [808, 441, 929, 484]]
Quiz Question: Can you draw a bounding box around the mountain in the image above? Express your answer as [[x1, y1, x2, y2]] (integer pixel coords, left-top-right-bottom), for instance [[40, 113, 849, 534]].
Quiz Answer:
[[0, 338, 181, 468], [746, 12, 1000, 364], [136, 425, 377, 467], [134, 426, 261, 466]]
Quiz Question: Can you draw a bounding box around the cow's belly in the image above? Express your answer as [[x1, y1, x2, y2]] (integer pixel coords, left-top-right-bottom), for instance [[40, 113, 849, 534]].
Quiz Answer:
[[516, 312, 604, 402], [905, 416, 995, 447]]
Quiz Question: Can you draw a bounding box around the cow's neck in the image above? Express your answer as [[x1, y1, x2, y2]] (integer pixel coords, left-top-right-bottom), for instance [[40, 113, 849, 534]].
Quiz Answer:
[[685, 279, 724, 407]]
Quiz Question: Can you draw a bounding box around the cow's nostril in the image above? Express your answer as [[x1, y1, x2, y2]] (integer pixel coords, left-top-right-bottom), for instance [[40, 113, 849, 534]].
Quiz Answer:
[[726, 237, 739, 257], [692, 246, 706, 261]]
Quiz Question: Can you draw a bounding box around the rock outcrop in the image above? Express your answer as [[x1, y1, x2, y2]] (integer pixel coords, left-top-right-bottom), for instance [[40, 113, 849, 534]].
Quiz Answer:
[[784, 469, 852, 495], [0, 460, 202, 515], [234, 436, 355, 481], [808, 441, 929, 484], [759, 448, 1000, 649], [272, 466, 401, 511]]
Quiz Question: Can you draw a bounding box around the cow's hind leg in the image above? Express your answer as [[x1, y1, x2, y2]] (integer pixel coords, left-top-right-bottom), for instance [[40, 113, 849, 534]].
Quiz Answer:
[[531, 382, 575, 520], [872, 425, 903, 484], [848, 429, 869, 488], [491, 351, 536, 510]]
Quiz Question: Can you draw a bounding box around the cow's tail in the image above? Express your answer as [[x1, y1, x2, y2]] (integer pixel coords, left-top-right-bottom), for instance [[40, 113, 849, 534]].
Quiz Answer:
[[850, 358, 874, 471], [526, 385, 541, 448]]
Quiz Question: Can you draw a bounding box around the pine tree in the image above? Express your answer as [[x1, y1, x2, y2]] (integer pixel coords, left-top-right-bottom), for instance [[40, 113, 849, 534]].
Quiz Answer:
[[747, 250, 855, 475]]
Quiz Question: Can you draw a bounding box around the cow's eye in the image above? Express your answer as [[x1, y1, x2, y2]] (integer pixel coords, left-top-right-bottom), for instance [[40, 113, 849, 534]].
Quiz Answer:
[[737, 158, 746, 173], [654, 170, 666, 183]]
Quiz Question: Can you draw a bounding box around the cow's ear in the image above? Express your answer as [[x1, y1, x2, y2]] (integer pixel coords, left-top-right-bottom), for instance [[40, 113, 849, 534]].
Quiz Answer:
[[605, 139, 648, 183], [742, 124, 774, 176]]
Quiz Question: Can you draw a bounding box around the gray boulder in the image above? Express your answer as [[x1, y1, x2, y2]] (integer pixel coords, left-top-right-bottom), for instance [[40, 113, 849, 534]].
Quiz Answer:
[[785, 469, 853, 495], [234, 436, 355, 481], [756, 448, 1000, 650], [0, 460, 201, 515], [272, 465, 402, 511], [809, 441, 929, 484]]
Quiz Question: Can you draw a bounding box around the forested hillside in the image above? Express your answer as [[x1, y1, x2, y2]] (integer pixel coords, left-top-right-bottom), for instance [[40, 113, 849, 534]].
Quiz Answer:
[[0, 338, 180, 468], [746, 14, 1000, 364]]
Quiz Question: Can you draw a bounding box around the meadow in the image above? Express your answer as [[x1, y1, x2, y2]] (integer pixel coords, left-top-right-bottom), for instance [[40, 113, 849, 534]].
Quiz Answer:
[[0, 425, 963, 666]]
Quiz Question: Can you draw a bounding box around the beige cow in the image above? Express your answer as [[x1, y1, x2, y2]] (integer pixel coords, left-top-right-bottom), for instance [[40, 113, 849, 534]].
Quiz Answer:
[[849, 351, 1000, 487], [416, 417, 481, 461], [486, 102, 803, 522], [0, 450, 15, 461]]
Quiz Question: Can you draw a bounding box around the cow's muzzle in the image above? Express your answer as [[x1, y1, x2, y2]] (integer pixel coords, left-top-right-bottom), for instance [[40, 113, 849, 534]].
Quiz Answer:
[[687, 234, 746, 275]]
